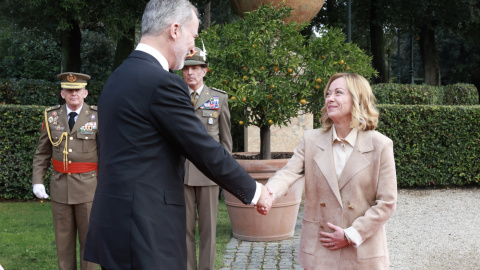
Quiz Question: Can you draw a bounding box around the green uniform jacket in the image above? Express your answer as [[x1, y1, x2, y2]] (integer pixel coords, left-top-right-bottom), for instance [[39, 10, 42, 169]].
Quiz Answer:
[[184, 86, 233, 186]]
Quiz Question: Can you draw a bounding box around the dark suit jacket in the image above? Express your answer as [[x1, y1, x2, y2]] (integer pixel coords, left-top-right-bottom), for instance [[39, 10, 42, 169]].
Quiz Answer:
[[84, 50, 257, 269]]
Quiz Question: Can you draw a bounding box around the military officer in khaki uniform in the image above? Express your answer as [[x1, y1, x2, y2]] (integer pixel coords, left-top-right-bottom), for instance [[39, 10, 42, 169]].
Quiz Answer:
[[32, 72, 98, 270], [182, 47, 233, 270]]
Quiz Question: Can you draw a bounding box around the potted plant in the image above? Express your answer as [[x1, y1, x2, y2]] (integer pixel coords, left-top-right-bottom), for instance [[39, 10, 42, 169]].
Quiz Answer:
[[200, 3, 376, 241]]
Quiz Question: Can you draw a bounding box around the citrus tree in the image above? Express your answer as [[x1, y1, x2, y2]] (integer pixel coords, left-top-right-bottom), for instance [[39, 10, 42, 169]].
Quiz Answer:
[[201, 3, 376, 159]]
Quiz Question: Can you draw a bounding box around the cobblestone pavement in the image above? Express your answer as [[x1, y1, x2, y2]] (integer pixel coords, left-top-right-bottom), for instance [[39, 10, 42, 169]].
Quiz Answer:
[[220, 207, 304, 270]]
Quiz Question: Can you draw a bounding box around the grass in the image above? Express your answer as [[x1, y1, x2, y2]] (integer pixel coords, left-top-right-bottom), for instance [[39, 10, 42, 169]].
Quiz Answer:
[[0, 199, 232, 270]]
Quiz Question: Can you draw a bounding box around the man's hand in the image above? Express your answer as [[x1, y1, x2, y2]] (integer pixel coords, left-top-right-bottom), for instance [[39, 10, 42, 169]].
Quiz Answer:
[[33, 184, 50, 199], [255, 184, 274, 215]]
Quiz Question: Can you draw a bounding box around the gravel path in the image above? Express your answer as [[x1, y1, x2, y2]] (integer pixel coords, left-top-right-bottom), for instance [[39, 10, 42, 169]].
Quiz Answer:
[[387, 187, 480, 270]]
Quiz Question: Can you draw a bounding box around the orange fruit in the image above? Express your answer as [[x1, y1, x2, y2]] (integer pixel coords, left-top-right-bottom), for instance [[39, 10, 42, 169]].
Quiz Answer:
[[287, 68, 293, 73], [274, 67, 280, 72], [260, 66, 264, 70], [300, 99, 307, 105], [315, 84, 320, 90], [242, 98, 246, 102], [267, 94, 273, 98], [239, 121, 244, 125], [242, 75, 248, 80], [315, 78, 322, 84], [269, 85, 275, 89], [243, 66, 247, 70], [321, 55, 326, 59], [268, 120, 274, 125], [346, 66, 350, 70], [231, 96, 236, 100], [339, 60, 345, 65]]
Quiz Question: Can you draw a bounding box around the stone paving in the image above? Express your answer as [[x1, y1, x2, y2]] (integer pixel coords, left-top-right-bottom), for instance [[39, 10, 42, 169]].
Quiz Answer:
[[220, 207, 304, 270]]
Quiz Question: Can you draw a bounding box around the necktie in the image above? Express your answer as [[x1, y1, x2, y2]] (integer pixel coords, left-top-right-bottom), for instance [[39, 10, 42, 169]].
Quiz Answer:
[[191, 92, 198, 107], [68, 112, 78, 132]]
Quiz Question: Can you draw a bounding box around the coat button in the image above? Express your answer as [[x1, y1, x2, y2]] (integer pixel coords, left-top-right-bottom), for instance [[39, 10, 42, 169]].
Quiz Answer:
[[70, 137, 73, 140], [68, 161, 72, 164], [68, 172, 71, 176], [68, 149, 72, 153], [348, 205, 354, 209], [320, 202, 326, 207], [85, 137, 89, 140]]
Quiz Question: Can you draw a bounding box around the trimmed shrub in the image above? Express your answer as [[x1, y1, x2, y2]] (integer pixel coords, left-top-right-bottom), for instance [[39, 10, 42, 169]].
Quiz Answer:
[[373, 83, 444, 105], [377, 104, 480, 186], [443, 83, 478, 105]]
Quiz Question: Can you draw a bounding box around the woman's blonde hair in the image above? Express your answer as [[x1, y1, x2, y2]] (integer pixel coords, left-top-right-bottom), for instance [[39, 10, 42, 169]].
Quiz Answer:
[[320, 73, 379, 131]]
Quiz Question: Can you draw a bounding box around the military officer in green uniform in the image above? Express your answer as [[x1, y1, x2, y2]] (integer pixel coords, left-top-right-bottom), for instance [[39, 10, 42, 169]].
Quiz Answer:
[[32, 72, 98, 270], [182, 47, 233, 270]]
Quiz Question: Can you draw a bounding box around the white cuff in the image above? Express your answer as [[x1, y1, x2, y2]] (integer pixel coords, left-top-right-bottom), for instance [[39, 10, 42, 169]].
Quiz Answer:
[[249, 182, 263, 205], [344, 227, 363, 247]]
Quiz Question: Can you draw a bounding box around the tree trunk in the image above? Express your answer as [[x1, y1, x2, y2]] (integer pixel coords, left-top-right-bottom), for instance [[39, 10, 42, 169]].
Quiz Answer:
[[259, 125, 271, 160], [418, 26, 439, 86], [369, 0, 388, 83], [60, 20, 82, 73], [204, 2, 211, 29], [112, 26, 135, 71], [470, 66, 480, 104]]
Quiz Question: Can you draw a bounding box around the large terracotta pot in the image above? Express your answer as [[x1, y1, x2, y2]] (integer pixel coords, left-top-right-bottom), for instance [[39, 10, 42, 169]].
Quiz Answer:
[[230, 0, 325, 24], [224, 152, 304, 241]]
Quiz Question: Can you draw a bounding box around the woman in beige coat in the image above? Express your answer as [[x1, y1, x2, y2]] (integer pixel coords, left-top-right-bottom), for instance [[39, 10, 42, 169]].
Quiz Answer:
[[264, 73, 397, 269]]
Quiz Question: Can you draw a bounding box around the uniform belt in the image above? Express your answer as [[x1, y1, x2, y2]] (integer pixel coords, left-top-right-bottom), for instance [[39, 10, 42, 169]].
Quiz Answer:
[[52, 158, 97, 174]]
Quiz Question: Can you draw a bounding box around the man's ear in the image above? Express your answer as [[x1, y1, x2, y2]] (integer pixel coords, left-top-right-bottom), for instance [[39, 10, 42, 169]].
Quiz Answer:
[[170, 23, 181, 40], [60, 89, 66, 100]]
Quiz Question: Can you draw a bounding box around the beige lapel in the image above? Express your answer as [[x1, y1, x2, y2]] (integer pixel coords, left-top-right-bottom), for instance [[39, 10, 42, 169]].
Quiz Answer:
[[194, 86, 211, 110], [71, 104, 90, 135], [338, 130, 373, 190], [313, 128, 343, 207], [57, 104, 69, 132]]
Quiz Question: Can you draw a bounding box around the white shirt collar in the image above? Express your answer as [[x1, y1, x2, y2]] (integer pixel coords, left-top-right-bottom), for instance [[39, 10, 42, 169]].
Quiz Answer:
[[188, 84, 204, 96], [66, 104, 83, 117], [135, 43, 169, 71], [332, 125, 358, 147]]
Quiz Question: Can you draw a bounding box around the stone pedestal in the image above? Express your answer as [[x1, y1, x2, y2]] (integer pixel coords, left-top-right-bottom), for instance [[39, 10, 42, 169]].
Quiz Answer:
[[244, 111, 313, 152]]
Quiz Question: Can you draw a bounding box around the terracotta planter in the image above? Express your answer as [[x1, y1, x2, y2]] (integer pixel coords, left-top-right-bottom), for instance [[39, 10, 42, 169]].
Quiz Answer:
[[225, 152, 304, 241], [230, 0, 325, 24]]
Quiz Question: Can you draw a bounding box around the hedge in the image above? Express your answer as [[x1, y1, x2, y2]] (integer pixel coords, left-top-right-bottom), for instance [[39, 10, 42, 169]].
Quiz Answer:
[[373, 83, 478, 105], [0, 78, 103, 106], [1, 104, 479, 199], [377, 104, 480, 186]]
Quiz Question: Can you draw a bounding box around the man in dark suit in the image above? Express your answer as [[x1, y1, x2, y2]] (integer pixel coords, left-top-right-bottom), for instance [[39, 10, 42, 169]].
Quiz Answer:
[[83, 0, 273, 269], [182, 46, 231, 270]]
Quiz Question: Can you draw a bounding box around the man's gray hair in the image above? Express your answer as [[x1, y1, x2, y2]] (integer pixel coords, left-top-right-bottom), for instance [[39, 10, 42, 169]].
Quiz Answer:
[[141, 0, 199, 37]]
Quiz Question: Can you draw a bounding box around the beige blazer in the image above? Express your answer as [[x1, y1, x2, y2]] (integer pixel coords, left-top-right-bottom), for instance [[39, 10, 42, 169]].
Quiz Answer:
[[184, 86, 232, 186], [32, 103, 98, 204], [267, 128, 397, 270]]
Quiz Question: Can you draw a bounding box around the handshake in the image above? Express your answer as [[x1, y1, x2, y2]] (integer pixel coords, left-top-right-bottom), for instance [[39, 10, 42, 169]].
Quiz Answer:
[[254, 184, 275, 216]]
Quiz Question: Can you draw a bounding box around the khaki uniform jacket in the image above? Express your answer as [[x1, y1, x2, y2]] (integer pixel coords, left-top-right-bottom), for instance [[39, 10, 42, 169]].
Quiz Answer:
[[32, 103, 98, 204], [184, 86, 232, 186], [266, 128, 397, 270]]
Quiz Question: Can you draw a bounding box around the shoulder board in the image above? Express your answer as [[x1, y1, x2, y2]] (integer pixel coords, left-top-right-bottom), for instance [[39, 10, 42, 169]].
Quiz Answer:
[[210, 87, 227, 94], [46, 105, 61, 112], [89, 105, 98, 111]]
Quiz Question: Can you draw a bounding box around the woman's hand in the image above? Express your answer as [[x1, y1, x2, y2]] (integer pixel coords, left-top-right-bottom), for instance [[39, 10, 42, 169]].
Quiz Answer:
[[319, 222, 350, 250]]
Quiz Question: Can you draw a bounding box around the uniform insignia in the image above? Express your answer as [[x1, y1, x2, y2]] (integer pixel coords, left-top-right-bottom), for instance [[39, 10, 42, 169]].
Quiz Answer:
[[90, 114, 96, 120], [46, 105, 60, 112], [52, 112, 57, 117], [211, 87, 227, 94], [67, 74, 77, 82], [212, 112, 218, 118], [55, 125, 65, 130], [79, 122, 97, 134], [199, 96, 220, 110], [90, 105, 97, 111], [48, 116, 53, 123]]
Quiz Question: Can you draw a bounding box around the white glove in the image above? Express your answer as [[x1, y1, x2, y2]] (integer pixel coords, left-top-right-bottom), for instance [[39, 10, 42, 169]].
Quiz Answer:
[[33, 184, 50, 199]]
